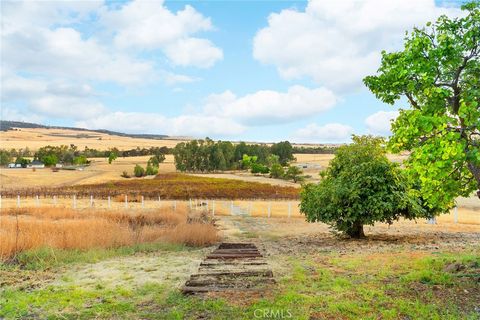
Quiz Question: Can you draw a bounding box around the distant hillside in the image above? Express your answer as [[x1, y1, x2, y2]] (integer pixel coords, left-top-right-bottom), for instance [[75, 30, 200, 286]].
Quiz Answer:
[[0, 120, 169, 140]]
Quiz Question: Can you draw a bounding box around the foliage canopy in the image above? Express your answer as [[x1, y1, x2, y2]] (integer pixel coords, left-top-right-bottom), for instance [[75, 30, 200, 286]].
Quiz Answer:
[[364, 2, 480, 208], [300, 136, 427, 238]]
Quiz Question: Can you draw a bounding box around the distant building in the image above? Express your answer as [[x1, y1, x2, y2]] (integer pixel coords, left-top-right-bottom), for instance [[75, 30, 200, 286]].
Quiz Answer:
[[27, 160, 45, 168]]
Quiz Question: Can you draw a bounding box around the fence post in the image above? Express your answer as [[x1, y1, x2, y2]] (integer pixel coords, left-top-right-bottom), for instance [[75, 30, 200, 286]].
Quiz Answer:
[[288, 202, 292, 218], [158, 196, 161, 207], [454, 206, 458, 224], [53, 195, 57, 206], [108, 196, 111, 208], [230, 200, 234, 215], [125, 195, 128, 209], [90, 195, 94, 208], [173, 200, 177, 211], [35, 195, 39, 207], [212, 200, 215, 216], [73, 195, 77, 209], [268, 202, 271, 218], [17, 195, 20, 208], [141, 196, 144, 208]]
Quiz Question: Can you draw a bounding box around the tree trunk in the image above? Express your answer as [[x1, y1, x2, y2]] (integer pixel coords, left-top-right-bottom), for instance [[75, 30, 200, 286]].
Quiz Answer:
[[467, 161, 480, 199], [347, 221, 365, 238]]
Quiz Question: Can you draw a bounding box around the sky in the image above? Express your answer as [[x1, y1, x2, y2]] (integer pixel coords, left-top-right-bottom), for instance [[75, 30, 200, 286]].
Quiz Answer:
[[0, 0, 466, 143]]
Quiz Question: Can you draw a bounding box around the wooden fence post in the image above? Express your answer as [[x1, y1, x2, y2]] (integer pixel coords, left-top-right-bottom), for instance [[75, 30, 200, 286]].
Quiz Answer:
[[53, 195, 57, 206], [268, 202, 271, 218], [288, 202, 292, 218], [108, 196, 111, 208], [141, 196, 144, 208], [17, 195, 20, 208], [125, 195, 128, 209], [212, 200, 215, 216], [73, 195, 77, 209], [35, 195, 39, 207], [90, 195, 94, 207], [230, 200, 234, 215]]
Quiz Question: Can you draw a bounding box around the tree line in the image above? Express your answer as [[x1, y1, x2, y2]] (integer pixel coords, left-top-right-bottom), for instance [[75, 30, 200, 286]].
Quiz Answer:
[[0, 145, 172, 166], [173, 139, 295, 172]]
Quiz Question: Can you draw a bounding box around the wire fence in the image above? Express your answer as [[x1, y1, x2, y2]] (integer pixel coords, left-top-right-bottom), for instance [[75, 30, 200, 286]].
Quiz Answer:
[[0, 194, 478, 224]]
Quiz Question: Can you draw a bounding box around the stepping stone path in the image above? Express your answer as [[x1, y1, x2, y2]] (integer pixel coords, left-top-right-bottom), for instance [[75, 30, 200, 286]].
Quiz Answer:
[[182, 242, 275, 294]]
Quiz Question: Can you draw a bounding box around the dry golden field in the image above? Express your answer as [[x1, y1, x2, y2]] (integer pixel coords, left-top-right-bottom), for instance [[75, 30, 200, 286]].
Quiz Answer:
[[0, 155, 176, 190], [0, 206, 218, 259], [0, 127, 185, 151]]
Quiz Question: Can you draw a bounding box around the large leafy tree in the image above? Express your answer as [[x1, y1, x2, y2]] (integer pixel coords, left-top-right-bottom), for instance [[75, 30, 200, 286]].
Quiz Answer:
[[300, 136, 426, 238], [364, 2, 480, 209]]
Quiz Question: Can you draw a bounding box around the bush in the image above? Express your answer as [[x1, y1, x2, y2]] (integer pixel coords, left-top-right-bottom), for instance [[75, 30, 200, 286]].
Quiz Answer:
[[133, 164, 145, 177], [251, 163, 269, 174], [285, 166, 303, 182], [270, 163, 285, 178], [121, 171, 131, 178], [145, 164, 158, 176], [300, 135, 427, 238]]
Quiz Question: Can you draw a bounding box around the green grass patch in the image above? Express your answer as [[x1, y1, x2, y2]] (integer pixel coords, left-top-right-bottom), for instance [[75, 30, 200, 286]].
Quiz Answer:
[[2, 242, 187, 271]]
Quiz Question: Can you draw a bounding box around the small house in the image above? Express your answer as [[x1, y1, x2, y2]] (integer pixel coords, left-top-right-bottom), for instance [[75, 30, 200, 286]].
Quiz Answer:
[[28, 160, 45, 169]]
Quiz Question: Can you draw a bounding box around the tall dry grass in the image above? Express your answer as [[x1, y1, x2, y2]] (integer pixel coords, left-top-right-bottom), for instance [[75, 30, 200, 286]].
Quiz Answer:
[[0, 207, 219, 260]]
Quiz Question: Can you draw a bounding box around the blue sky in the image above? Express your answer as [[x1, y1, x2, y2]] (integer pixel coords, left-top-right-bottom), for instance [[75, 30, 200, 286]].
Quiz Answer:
[[1, 0, 465, 142]]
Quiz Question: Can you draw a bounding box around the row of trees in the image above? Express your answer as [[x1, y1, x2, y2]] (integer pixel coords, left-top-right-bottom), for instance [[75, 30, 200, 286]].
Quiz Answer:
[[172, 139, 295, 172], [0, 145, 173, 166]]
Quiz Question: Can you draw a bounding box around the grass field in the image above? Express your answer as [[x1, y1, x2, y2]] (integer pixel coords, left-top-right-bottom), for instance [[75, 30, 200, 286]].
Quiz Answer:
[[1, 213, 478, 319], [0, 127, 184, 151], [0, 207, 217, 260], [0, 155, 177, 190]]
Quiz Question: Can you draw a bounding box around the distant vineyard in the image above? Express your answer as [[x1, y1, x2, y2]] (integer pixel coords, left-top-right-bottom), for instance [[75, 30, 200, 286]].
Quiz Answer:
[[0, 173, 300, 200]]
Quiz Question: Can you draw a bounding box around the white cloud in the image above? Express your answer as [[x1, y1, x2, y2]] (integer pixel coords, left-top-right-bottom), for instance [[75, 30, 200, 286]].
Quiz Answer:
[[203, 86, 337, 125], [292, 123, 354, 143], [76, 112, 245, 137], [365, 110, 399, 135], [2, 26, 154, 85], [30, 95, 106, 120], [164, 38, 223, 68], [253, 0, 462, 91], [102, 0, 223, 68], [0, 107, 45, 124]]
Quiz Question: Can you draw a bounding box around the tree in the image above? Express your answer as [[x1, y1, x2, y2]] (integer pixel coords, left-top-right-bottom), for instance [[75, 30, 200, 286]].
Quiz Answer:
[[271, 141, 295, 166], [300, 136, 427, 238], [134, 164, 145, 177], [108, 151, 118, 164], [364, 2, 480, 209], [73, 155, 88, 165], [285, 165, 303, 182], [15, 157, 31, 167], [42, 154, 58, 167], [148, 153, 165, 168], [0, 150, 12, 166]]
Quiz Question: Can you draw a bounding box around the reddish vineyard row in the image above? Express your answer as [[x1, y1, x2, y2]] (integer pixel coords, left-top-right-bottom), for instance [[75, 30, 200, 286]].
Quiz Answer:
[[0, 173, 300, 200]]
